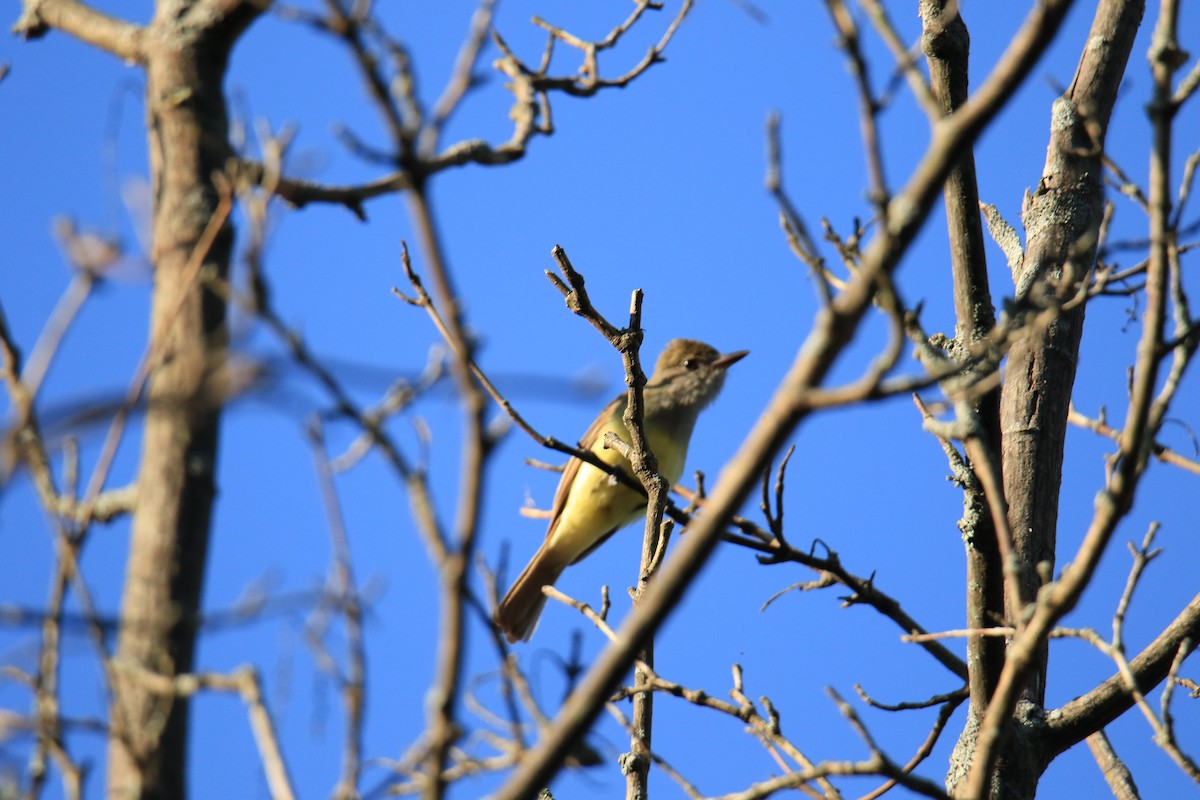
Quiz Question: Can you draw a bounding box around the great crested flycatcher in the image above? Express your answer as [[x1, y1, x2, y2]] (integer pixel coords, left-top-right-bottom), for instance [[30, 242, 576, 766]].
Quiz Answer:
[[494, 338, 747, 643]]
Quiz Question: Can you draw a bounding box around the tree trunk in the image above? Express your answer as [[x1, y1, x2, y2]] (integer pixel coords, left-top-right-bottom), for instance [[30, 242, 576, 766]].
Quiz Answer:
[[106, 1, 259, 795], [947, 1, 1145, 797]]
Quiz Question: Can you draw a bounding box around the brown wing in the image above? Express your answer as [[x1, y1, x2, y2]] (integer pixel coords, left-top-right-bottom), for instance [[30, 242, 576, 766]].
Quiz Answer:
[[543, 393, 627, 542]]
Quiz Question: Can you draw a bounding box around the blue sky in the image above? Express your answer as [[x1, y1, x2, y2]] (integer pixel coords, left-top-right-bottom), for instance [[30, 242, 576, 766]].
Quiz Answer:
[[2, 1, 1199, 797]]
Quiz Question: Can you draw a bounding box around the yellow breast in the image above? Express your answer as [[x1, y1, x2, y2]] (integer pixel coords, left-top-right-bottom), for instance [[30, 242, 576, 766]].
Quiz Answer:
[[547, 413, 693, 562]]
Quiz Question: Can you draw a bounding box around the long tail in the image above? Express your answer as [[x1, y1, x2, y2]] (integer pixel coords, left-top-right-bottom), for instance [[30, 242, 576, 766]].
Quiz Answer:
[[494, 543, 569, 643]]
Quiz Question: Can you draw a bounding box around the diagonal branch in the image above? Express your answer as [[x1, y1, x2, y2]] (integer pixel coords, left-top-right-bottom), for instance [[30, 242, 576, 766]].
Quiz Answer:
[[1043, 593, 1200, 756]]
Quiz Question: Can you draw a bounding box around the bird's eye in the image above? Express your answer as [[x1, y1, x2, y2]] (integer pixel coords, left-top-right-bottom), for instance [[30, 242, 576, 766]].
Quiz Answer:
[[683, 359, 699, 370]]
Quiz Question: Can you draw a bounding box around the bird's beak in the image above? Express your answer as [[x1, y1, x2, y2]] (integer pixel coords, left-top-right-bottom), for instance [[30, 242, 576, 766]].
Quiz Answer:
[[713, 350, 749, 369]]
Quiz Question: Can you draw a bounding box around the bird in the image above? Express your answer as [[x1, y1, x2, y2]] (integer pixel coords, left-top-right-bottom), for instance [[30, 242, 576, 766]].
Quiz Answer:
[[494, 338, 747, 643]]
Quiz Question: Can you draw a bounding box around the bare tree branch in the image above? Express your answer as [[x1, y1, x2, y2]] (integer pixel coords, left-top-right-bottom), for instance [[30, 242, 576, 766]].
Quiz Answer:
[[14, 0, 144, 61]]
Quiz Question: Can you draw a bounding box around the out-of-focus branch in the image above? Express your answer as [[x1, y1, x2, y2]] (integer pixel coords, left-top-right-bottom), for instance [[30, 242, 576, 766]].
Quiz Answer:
[[230, 162, 410, 220], [0, 306, 66, 514], [207, 273, 427, 484], [860, 0, 939, 118], [1068, 405, 1200, 475], [1086, 730, 1142, 800], [421, 0, 496, 157], [104, 0, 268, 787], [113, 664, 296, 800], [6, 187, 239, 800], [518, 1, 695, 98], [765, 115, 838, 304], [306, 421, 367, 800], [14, 0, 144, 61], [825, 0, 890, 214], [320, 0, 411, 159], [401, 190, 492, 800], [23, 228, 106, 398]]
